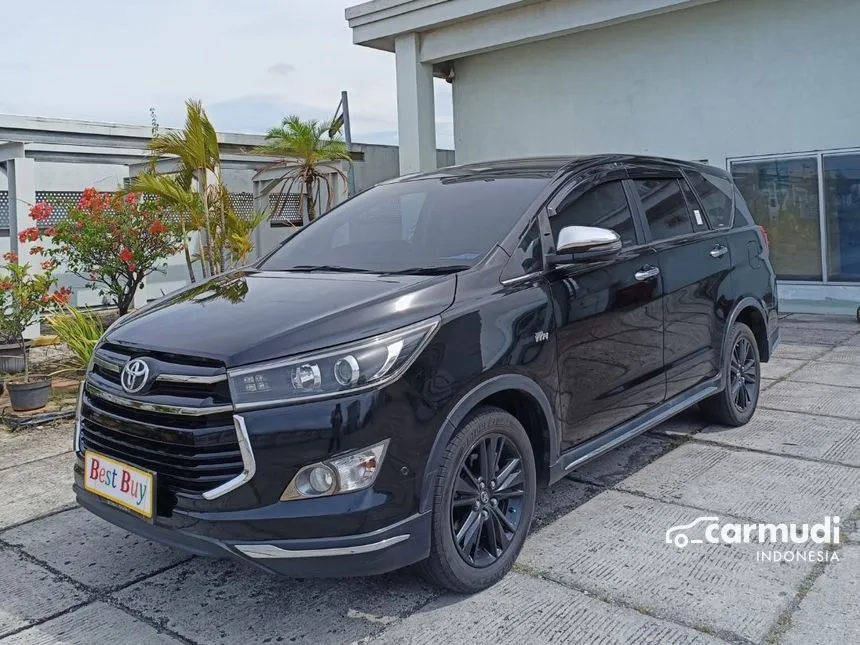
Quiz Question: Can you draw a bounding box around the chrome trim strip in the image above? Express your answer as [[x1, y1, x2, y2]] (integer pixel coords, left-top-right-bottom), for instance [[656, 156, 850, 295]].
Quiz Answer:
[[234, 534, 410, 559], [156, 373, 228, 385], [85, 381, 233, 417], [93, 355, 122, 373], [500, 271, 543, 287], [202, 415, 256, 500], [73, 382, 85, 453]]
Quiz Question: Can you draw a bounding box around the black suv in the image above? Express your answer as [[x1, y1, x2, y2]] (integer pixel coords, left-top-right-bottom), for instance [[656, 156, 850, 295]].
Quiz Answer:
[[74, 155, 778, 592]]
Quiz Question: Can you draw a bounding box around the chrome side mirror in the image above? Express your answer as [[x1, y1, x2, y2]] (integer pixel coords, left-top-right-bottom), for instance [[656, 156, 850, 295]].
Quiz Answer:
[[549, 226, 622, 265]]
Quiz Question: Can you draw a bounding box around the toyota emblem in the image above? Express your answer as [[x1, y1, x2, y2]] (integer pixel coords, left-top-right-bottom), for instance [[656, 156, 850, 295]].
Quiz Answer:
[[121, 358, 150, 394]]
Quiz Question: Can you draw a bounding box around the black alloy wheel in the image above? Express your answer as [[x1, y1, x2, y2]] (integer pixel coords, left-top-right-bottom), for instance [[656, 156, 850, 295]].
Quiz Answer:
[[418, 406, 536, 593], [450, 434, 526, 568], [701, 322, 761, 427], [729, 335, 758, 412]]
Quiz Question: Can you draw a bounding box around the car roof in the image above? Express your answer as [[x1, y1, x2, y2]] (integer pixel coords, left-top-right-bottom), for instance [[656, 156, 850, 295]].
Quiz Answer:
[[389, 154, 730, 183]]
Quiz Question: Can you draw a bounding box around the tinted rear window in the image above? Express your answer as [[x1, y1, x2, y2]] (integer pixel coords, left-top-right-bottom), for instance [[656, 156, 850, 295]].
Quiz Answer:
[[686, 170, 735, 229], [260, 176, 548, 274]]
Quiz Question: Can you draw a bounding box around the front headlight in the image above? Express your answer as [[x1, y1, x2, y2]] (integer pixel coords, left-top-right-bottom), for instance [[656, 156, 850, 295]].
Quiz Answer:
[[227, 318, 439, 409]]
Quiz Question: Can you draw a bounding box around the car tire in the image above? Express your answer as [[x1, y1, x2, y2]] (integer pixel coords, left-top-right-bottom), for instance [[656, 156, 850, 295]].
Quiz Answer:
[[701, 322, 761, 426], [418, 406, 536, 593]]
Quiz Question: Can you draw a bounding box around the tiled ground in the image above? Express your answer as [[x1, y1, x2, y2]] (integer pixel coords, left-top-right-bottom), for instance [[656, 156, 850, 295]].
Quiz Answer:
[[0, 314, 858, 644]]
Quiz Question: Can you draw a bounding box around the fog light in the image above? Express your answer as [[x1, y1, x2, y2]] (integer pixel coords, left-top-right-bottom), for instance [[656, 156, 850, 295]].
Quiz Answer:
[[281, 440, 389, 501], [308, 465, 335, 493]]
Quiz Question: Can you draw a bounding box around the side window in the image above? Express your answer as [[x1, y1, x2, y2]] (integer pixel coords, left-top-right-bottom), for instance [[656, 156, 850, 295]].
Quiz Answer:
[[634, 179, 694, 240], [550, 181, 637, 248], [511, 219, 542, 275], [678, 179, 709, 231], [686, 170, 735, 229], [732, 187, 755, 228]]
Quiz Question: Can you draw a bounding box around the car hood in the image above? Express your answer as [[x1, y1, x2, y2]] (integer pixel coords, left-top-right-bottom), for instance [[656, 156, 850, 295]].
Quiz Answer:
[[106, 269, 457, 367]]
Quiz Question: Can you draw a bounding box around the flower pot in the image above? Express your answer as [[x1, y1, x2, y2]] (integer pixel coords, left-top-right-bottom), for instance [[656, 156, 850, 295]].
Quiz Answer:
[[0, 342, 30, 375], [6, 378, 52, 412]]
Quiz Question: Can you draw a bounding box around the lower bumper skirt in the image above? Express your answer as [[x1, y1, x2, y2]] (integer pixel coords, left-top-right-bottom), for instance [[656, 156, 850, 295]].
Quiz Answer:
[[75, 487, 431, 577]]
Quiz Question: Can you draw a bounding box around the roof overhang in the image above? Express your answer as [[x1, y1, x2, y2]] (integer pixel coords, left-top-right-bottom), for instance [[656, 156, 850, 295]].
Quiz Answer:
[[346, 0, 722, 63]]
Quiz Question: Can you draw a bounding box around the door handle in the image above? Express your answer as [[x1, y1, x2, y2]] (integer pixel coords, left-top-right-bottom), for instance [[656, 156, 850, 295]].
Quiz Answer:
[[710, 244, 728, 258], [634, 265, 660, 281]]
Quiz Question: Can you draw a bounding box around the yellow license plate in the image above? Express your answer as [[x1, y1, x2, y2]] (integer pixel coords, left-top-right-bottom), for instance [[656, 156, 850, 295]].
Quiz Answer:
[[83, 451, 154, 519]]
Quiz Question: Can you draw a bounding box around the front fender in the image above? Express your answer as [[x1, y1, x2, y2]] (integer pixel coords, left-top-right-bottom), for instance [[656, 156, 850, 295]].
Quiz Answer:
[[418, 373, 559, 513]]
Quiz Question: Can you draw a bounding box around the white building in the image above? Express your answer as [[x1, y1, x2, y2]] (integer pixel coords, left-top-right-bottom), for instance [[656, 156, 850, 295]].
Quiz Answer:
[[346, 0, 860, 312]]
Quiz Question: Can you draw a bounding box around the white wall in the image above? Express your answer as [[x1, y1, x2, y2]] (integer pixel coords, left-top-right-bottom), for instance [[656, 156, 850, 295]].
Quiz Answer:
[[452, 0, 860, 168]]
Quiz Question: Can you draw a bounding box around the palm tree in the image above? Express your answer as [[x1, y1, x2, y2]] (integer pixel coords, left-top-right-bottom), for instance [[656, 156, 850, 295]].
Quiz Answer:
[[128, 99, 265, 280], [254, 116, 351, 225]]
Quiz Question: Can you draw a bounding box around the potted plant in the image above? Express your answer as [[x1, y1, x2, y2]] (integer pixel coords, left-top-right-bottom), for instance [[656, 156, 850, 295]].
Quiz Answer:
[[0, 202, 71, 411], [0, 330, 28, 374]]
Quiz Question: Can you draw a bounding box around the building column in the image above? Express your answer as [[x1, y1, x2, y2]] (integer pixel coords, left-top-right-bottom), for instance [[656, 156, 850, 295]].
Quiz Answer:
[[395, 32, 437, 175], [6, 155, 41, 339]]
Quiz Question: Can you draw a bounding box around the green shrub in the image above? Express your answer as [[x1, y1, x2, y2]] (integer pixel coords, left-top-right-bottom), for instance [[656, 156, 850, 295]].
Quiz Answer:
[[47, 307, 104, 370]]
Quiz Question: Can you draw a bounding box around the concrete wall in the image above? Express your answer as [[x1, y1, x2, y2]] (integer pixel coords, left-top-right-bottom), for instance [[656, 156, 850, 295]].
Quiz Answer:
[[452, 0, 860, 168]]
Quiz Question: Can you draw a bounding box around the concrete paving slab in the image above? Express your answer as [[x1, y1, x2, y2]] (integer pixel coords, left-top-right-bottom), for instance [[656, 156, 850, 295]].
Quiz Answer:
[[781, 318, 860, 332], [0, 425, 71, 471], [819, 345, 860, 365], [788, 361, 860, 388], [761, 377, 777, 391], [367, 570, 726, 645], [760, 357, 807, 380], [114, 558, 437, 645], [699, 408, 860, 467], [781, 545, 860, 645], [648, 408, 708, 437], [519, 490, 811, 643], [0, 549, 89, 638], [777, 327, 855, 347], [762, 380, 860, 420], [532, 478, 600, 532], [3, 507, 189, 590], [619, 442, 860, 524], [0, 602, 182, 645], [773, 343, 831, 361], [0, 453, 75, 530], [840, 332, 860, 346], [569, 433, 676, 487]]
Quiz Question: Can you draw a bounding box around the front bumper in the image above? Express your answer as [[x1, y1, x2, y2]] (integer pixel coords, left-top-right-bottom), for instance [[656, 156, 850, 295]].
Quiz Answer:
[[75, 483, 431, 576]]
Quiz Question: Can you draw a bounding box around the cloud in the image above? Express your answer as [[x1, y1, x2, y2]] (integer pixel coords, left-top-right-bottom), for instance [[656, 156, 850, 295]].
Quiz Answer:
[[267, 63, 296, 77]]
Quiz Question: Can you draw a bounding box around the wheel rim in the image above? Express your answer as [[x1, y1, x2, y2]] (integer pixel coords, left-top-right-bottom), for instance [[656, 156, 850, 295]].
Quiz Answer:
[[450, 434, 526, 568], [730, 336, 758, 412]]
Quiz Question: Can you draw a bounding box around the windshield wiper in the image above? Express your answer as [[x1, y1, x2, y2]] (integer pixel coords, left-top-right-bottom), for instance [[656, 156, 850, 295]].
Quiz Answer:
[[382, 265, 471, 276], [280, 265, 377, 273]]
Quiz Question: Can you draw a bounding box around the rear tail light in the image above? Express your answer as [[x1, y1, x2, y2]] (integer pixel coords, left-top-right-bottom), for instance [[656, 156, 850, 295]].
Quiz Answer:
[[759, 226, 770, 248]]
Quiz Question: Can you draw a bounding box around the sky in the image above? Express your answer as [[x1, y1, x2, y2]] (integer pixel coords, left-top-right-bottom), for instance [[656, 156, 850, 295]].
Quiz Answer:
[[0, 0, 454, 148]]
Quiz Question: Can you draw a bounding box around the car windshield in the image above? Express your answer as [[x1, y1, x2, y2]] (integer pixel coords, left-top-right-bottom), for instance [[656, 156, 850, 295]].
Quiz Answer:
[[259, 175, 549, 274]]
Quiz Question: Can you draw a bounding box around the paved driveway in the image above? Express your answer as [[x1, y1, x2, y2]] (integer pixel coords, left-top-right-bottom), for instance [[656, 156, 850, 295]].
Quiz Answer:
[[1, 314, 859, 644]]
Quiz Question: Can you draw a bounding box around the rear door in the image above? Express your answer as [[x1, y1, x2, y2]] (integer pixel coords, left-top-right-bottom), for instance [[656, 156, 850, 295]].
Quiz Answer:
[[628, 164, 733, 399], [544, 170, 665, 451]]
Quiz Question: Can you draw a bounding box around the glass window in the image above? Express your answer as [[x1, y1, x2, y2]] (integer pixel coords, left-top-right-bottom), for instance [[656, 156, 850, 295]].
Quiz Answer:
[[732, 157, 821, 281], [550, 181, 637, 247], [678, 179, 708, 231], [823, 153, 860, 282], [686, 171, 735, 229], [261, 176, 548, 274], [634, 179, 694, 240]]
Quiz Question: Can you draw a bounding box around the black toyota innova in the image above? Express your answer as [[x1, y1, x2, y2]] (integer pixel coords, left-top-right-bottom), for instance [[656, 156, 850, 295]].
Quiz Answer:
[[74, 155, 779, 592]]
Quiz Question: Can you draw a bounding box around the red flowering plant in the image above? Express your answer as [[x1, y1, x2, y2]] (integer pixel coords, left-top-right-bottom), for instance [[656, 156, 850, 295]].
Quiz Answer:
[[48, 188, 184, 315], [0, 203, 70, 383]]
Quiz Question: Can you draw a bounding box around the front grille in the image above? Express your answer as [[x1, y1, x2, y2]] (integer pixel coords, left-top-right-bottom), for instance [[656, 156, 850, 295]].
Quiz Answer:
[[79, 345, 243, 498]]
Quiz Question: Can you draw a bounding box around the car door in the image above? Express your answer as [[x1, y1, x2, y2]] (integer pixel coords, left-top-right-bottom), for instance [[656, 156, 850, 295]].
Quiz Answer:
[[627, 165, 732, 400], [544, 170, 665, 451]]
